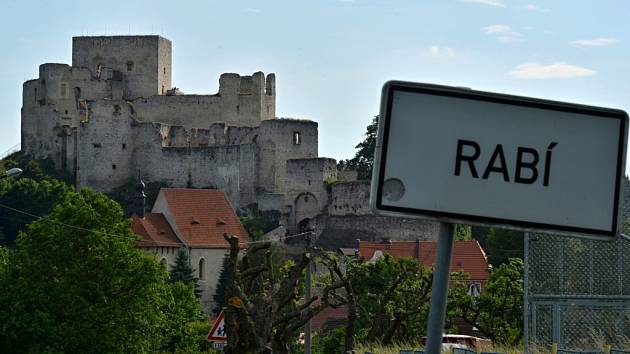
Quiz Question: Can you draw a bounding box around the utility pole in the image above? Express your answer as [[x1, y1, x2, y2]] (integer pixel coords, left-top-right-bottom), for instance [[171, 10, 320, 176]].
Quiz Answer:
[[304, 229, 312, 354]]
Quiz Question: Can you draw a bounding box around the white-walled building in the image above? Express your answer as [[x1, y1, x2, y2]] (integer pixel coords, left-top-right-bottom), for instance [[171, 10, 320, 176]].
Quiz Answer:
[[132, 188, 249, 313]]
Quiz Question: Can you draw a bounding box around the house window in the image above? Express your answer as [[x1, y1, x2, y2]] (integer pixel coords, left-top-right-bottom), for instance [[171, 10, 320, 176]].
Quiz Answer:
[[60, 83, 67, 97], [293, 131, 301, 145], [126, 61, 134, 71], [198, 258, 205, 280]]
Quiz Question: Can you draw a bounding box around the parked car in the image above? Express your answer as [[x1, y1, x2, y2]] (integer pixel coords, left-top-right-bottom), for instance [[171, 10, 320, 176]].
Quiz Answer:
[[421, 334, 492, 351]]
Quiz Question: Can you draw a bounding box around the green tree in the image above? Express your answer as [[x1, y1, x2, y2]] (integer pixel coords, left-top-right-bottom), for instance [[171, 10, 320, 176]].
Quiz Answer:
[[213, 253, 231, 315], [338, 116, 379, 180], [0, 177, 71, 247], [240, 215, 278, 242], [455, 224, 472, 240], [0, 188, 201, 353], [451, 258, 524, 345], [350, 255, 433, 345], [170, 247, 202, 297], [473, 227, 524, 265]]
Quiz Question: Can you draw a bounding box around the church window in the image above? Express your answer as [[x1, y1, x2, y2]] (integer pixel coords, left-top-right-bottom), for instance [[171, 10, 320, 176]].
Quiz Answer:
[[198, 258, 205, 280], [293, 131, 301, 145]]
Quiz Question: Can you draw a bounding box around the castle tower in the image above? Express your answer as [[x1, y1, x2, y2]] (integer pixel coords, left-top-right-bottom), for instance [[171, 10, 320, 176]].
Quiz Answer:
[[72, 35, 171, 99]]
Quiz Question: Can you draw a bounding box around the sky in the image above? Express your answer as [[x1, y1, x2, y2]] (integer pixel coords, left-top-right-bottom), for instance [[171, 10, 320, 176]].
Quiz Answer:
[[0, 0, 628, 170]]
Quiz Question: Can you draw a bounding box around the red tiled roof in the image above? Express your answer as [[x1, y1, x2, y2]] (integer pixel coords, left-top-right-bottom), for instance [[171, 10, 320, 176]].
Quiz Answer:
[[132, 213, 182, 247], [358, 240, 490, 282], [158, 188, 249, 248]]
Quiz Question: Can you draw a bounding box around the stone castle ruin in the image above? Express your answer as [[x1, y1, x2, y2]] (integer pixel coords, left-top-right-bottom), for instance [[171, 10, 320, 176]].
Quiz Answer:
[[21, 35, 438, 243]]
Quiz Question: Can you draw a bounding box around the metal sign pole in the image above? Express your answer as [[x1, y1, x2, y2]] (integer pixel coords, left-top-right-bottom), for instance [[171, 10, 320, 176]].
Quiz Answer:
[[425, 222, 456, 354]]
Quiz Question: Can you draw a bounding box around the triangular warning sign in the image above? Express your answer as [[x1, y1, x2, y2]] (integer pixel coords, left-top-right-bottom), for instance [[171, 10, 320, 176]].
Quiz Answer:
[[207, 311, 227, 342]]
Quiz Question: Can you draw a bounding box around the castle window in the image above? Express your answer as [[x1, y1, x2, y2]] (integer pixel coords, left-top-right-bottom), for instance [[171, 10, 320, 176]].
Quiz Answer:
[[161, 85, 165, 95], [64, 110, 68, 115], [96, 63, 102, 78], [126, 61, 134, 71], [198, 258, 205, 280], [236, 105, 240, 114], [93, 143, 101, 148], [112, 164, 116, 170], [122, 143, 126, 149], [293, 131, 301, 145], [163, 67, 166, 75], [60, 83, 67, 97]]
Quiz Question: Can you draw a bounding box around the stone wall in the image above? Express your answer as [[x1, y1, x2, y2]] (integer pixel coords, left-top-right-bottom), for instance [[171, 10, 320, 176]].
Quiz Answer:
[[313, 214, 440, 250], [130, 72, 275, 128], [72, 36, 170, 99], [329, 181, 372, 216], [257, 119, 319, 194]]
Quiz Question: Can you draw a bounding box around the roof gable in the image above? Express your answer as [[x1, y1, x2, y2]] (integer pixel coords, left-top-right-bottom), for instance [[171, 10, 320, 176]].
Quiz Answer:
[[132, 213, 182, 247], [358, 240, 490, 281], [153, 188, 249, 248]]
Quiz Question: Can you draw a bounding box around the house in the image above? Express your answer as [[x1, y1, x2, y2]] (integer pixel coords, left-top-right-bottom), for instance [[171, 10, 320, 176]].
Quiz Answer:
[[358, 239, 491, 293], [132, 187, 249, 313]]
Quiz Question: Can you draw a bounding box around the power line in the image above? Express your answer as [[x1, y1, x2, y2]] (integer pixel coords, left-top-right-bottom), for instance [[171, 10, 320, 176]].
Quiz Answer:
[[0, 202, 309, 247]]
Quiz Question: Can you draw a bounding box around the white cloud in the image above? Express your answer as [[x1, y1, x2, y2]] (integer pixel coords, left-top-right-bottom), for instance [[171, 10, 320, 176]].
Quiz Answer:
[[461, 0, 505, 7], [483, 25, 522, 43], [571, 38, 619, 47], [523, 4, 551, 12], [509, 62, 596, 79], [429, 46, 457, 58]]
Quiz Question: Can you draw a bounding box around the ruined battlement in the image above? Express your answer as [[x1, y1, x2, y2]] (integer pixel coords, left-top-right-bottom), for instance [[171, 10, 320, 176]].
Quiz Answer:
[[72, 35, 171, 99]]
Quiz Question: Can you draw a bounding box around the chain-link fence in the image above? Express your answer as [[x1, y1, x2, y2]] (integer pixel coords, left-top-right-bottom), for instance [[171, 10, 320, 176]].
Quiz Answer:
[[525, 180, 630, 351]]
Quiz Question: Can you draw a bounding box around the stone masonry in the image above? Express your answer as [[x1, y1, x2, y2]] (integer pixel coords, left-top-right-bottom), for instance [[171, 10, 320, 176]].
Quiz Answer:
[[20, 35, 439, 246]]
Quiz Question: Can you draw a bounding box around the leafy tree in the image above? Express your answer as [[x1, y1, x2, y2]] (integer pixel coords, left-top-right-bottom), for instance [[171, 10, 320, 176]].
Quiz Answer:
[[350, 255, 433, 345], [0, 188, 202, 353], [2, 151, 73, 184], [451, 258, 524, 345], [170, 247, 201, 297], [338, 116, 379, 180], [456, 224, 472, 240], [240, 214, 278, 241], [213, 253, 231, 315], [0, 177, 71, 247], [473, 227, 524, 265]]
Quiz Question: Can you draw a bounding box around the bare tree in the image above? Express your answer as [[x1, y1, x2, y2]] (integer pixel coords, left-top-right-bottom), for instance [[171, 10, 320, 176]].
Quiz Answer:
[[222, 234, 347, 354]]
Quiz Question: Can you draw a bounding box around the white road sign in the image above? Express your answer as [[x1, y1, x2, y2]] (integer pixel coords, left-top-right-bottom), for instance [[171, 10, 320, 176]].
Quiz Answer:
[[370, 81, 628, 239]]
